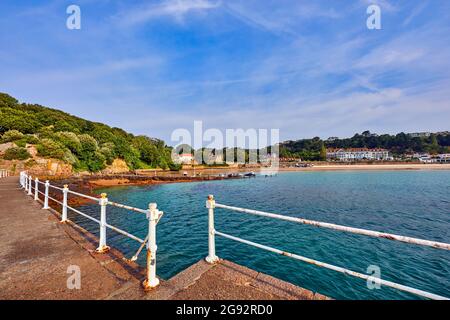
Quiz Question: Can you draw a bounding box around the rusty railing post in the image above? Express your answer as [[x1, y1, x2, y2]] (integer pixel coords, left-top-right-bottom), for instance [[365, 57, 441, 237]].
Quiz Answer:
[[96, 193, 110, 253], [143, 203, 161, 290], [205, 194, 219, 264]]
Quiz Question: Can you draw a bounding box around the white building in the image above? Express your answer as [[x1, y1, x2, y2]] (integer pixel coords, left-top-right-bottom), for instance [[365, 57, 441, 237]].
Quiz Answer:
[[437, 154, 450, 163], [408, 132, 431, 138], [327, 148, 392, 161]]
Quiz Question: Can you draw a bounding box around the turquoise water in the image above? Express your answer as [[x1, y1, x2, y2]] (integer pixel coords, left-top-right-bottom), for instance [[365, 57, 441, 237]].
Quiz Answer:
[[71, 171, 450, 300]]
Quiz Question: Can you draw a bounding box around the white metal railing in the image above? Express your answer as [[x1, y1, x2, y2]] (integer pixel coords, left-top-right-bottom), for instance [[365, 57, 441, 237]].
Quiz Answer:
[[0, 169, 10, 178], [205, 195, 450, 300], [19, 172, 163, 290]]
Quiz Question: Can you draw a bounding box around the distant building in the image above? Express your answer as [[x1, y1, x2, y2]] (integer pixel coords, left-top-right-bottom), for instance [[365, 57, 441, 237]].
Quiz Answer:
[[437, 154, 450, 163], [326, 148, 392, 161], [327, 137, 339, 142], [413, 153, 450, 163], [408, 132, 431, 138], [259, 153, 278, 165]]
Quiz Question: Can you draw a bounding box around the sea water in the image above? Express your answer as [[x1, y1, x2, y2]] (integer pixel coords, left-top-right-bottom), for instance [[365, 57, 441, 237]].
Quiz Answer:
[[71, 170, 450, 300]]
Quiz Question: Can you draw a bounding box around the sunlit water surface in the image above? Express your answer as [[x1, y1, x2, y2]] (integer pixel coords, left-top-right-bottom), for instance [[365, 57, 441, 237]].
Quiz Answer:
[[70, 170, 450, 299]]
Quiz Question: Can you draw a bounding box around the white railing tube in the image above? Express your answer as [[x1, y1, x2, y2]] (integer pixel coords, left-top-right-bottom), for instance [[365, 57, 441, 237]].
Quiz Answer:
[[143, 203, 162, 290], [24, 174, 28, 192], [34, 178, 39, 201], [215, 203, 450, 251], [43, 180, 50, 209], [95, 193, 110, 253], [215, 230, 449, 300], [27, 175, 33, 195], [205, 195, 219, 264], [61, 185, 68, 223]]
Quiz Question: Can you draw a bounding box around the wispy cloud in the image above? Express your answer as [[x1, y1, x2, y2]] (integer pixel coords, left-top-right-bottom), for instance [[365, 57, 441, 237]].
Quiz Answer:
[[117, 0, 221, 26], [1, 0, 449, 142], [403, 1, 429, 26]]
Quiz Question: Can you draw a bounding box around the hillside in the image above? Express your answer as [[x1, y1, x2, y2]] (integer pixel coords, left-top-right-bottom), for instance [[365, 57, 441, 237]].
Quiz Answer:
[[0, 93, 179, 172], [280, 131, 450, 160]]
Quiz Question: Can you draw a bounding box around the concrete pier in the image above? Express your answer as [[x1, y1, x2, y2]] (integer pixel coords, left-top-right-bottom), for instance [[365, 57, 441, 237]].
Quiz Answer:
[[0, 176, 328, 300]]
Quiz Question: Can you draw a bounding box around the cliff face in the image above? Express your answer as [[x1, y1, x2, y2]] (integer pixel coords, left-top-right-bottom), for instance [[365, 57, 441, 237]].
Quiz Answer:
[[101, 159, 130, 174], [0, 142, 17, 155], [0, 158, 72, 177], [0, 157, 132, 177]]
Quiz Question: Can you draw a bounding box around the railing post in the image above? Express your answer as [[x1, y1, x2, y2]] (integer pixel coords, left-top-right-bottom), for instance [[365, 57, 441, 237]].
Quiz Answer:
[[205, 195, 219, 264], [24, 174, 28, 192], [27, 175, 33, 195], [61, 185, 69, 223], [96, 193, 110, 253], [43, 180, 50, 209], [143, 203, 161, 290], [34, 178, 39, 201]]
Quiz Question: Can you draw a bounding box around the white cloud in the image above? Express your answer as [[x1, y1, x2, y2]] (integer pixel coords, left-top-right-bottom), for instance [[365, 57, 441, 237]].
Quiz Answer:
[[118, 0, 221, 26]]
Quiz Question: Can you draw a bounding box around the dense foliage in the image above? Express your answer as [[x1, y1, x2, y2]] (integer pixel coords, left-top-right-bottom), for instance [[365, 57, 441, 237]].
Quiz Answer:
[[0, 93, 180, 172], [280, 130, 450, 159], [3, 147, 31, 160]]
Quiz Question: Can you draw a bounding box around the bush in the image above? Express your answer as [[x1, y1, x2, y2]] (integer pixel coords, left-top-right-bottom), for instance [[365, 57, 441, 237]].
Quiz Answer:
[[84, 151, 106, 172], [1, 130, 24, 143], [54, 132, 81, 154], [36, 138, 67, 159], [62, 150, 79, 166], [78, 134, 98, 153], [24, 159, 38, 168], [4, 147, 31, 160], [99, 142, 115, 165]]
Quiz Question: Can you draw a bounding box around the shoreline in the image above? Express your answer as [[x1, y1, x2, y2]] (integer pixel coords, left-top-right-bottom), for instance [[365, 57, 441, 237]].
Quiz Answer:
[[41, 163, 449, 197], [277, 163, 450, 172]]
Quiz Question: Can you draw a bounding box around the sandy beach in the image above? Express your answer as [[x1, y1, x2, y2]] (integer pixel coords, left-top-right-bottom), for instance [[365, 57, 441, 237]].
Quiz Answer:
[[277, 163, 450, 172]]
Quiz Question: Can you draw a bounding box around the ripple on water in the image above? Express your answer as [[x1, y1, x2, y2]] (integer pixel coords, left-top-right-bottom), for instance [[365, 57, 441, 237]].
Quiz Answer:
[[72, 171, 450, 300]]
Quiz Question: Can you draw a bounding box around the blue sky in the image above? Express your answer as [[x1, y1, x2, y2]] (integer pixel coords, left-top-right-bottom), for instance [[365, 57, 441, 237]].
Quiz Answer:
[[1, 0, 449, 144]]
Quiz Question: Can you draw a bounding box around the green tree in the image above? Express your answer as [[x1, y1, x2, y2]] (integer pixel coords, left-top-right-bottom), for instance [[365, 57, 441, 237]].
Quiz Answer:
[[320, 143, 327, 161], [36, 139, 67, 159]]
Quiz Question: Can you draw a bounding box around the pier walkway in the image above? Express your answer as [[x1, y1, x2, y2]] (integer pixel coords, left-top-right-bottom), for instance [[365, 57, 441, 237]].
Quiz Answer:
[[0, 176, 326, 300]]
